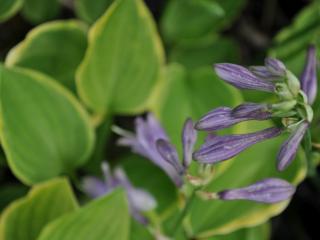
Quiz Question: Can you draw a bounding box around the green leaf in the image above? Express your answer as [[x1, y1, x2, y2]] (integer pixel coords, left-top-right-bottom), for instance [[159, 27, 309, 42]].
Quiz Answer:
[[0, 0, 23, 22], [189, 121, 306, 238], [21, 0, 61, 24], [213, 0, 247, 31], [269, 2, 320, 75], [210, 223, 270, 240], [75, 0, 114, 24], [5, 20, 88, 91], [0, 178, 78, 240], [0, 66, 94, 185], [37, 189, 130, 240], [129, 220, 153, 240], [161, 0, 247, 43], [76, 0, 165, 115], [169, 35, 240, 69], [161, 0, 224, 43]]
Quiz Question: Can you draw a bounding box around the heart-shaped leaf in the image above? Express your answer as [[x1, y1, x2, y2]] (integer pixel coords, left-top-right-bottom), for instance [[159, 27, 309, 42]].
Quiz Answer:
[[6, 20, 88, 91], [0, 178, 78, 240], [0, 66, 94, 184], [37, 189, 130, 240], [76, 0, 164, 116]]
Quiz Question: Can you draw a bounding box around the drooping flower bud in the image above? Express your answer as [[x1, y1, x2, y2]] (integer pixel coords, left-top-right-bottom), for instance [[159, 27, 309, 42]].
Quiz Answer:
[[195, 104, 271, 131], [193, 127, 282, 164], [300, 45, 317, 104], [217, 178, 295, 203], [277, 121, 309, 171], [214, 63, 275, 92], [182, 118, 197, 168]]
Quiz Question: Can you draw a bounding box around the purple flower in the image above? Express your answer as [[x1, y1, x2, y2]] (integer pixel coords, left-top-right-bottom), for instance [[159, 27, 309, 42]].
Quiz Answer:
[[83, 162, 156, 224], [277, 121, 309, 171], [195, 103, 271, 131], [182, 118, 197, 168], [265, 58, 287, 77], [193, 127, 282, 164], [249, 66, 281, 81], [214, 63, 275, 92], [301, 45, 318, 104], [217, 178, 295, 203], [116, 113, 197, 187]]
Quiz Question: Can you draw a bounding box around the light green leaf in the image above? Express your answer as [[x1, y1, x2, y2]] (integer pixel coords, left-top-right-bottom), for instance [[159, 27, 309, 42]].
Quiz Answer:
[[169, 35, 240, 69], [189, 121, 306, 238], [37, 189, 130, 240], [0, 0, 23, 22], [210, 223, 270, 240], [76, 0, 165, 116], [21, 0, 60, 23], [5, 20, 88, 91], [0, 66, 94, 185], [75, 0, 114, 24], [0, 178, 78, 240]]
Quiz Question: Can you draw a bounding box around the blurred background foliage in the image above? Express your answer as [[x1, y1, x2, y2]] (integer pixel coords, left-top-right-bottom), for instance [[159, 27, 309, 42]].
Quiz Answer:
[[0, 0, 319, 239]]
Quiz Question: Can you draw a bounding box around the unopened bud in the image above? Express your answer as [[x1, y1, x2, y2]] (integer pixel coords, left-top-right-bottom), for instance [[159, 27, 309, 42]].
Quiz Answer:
[[286, 70, 301, 97]]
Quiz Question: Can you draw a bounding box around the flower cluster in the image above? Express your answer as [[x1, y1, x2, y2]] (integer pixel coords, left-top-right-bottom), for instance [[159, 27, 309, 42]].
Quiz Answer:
[[114, 113, 295, 204], [83, 162, 156, 224], [194, 45, 317, 171]]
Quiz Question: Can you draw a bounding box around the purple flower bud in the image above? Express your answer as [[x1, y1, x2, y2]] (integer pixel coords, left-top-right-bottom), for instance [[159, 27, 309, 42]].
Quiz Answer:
[[265, 58, 286, 77], [218, 178, 295, 203], [300, 45, 317, 104], [182, 118, 197, 167], [195, 104, 271, 131], [249, 66, 280, 80], [277, 121, 309, 171], [193, 127, 282, 164], [232, 103, 271, 119], [214, 63, 275, 92], [156, 139, 184, 175]]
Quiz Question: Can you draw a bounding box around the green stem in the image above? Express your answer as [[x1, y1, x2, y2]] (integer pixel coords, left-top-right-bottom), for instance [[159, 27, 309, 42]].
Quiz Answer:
[[171, 189, 198, 237]]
